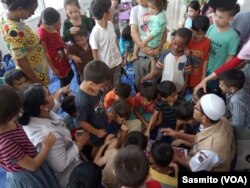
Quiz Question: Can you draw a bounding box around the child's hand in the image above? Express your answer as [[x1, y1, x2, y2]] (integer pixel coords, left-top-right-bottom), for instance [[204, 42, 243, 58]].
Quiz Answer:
[[140, 40, 148, 49], [162, 128, 178, 137], [121, 123, 128, 133], [73, 56, 83, 64], [104, 134, 116, 145], [70, 26, 80, 35], [171, 139, 184, 147], [96, 129, 107, 138], [51, 67, 58, 75], [42, 132, 56, 151], [60, 85, 70, 95]]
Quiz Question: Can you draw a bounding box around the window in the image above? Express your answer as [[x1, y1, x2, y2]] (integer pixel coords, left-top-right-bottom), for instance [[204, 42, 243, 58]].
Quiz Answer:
[[44, 0, 63, 10], [0, 3, 5, 14]]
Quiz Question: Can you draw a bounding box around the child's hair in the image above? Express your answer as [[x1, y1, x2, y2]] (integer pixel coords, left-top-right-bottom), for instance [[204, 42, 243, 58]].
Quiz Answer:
[[123, 131, 148, 150], [64, 0, 80, 9], [90, 0, 111, 20], [122, 25, 132, 41], [0, 85, 20, 124], [175, 27, 193, 44], [111, 100, 130, 119], [114, 145, 149, 187], [61, 96, 76, 116], [218, 69, 246, 90], [39, 7, 60, 27], [83, 60, 112, 83], [150, 141, 173, 167], [187, 0, 200, 12], [158, 81, 176, 98], [4, 69, 26, 86], [192, 15, 210, 32], [74, 25, 88, 37], [171, 30, 177, 37], [114, 82, 131, 99], [68, 162, 102, 188], [147, 0, 168, 11], [176, 101, 194, 121], [215, 3, 240, 17], [196, 88, 208, 99], [18, 84, 46, 125], [1, 0, 37, 10], [140, 82, 158, 101]]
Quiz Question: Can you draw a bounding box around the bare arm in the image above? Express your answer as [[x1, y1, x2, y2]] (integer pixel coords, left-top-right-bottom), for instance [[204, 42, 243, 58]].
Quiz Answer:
[[92, 49, 99, 60], [146, 110, 160, 136], [16, 57, 40, 83], [79, 121, 106, 138], [16, 133, 55, 171], [202, 60, 208, 79], [131, 24, 142, 47]]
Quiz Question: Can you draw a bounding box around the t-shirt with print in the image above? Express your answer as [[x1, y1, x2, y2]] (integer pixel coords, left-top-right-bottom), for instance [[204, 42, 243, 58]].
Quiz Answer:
[[0, 18, 50, 85], [206, 24, 239, 74], [188, 37, 210, 87], [129, 5, 151, 44], [38, 26, 71, 78], [90, 21, 122, 68], [157, 49, 192, 92], [75, 89, 108, 144]]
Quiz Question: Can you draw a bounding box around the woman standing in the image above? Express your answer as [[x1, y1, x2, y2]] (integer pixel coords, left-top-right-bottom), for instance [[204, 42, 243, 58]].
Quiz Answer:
[[0, 0, 53, 85]]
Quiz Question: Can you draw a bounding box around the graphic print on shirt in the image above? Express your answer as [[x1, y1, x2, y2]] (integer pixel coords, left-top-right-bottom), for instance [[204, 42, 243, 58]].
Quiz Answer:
[[139, 13, 151, 32]]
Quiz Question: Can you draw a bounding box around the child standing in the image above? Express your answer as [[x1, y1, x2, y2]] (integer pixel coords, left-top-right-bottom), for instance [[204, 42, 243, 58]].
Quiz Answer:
[[188, 15, 210, 90], [132, 0, 167, 73], [119, 25, 134, 63], [38, 8, 74, 87], [75, 60, 112, 148], [179, 0, 200, 29], [63, 0, 95, 43], [142, 28, 192, 94], [206, 4, 240, 88], [111, 0, 121, 39], [67, 26, 93, 83], [90, 0, 123, 88], [0, 85, 58, 188]]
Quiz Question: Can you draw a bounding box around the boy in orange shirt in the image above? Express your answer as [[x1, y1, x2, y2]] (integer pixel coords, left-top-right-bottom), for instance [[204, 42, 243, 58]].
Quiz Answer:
[[188, 15, 211, 90]]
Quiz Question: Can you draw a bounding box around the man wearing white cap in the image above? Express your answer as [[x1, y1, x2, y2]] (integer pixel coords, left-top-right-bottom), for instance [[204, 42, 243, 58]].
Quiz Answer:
[[173, 94, 236, 171]]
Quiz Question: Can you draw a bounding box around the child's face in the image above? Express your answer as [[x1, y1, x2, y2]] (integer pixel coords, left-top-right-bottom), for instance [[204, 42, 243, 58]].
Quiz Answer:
[[172, 35, 187, 55], [187, 7, 199, 19], [65, 5, 81, 20], [104, 7, 113, 21], [141, 96, 152, 106], [219, 80, 231, 94], [50, 20, 61, 31], [214, 10, 232, 28], [18, 2, 37, 20], [12, 77, 28, 91], [148, 2, 160, 15], [162, 91, 178, 104], [74, 35, 88, 47], [192, 29, 206, 41]]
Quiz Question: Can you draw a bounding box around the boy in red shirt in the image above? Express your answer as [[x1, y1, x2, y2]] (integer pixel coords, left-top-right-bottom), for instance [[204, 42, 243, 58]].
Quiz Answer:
[[188, 15, 211, 90]]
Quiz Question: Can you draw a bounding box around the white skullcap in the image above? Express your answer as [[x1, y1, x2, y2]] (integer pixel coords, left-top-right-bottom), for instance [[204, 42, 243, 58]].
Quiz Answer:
[[200, 94, 225, 121]]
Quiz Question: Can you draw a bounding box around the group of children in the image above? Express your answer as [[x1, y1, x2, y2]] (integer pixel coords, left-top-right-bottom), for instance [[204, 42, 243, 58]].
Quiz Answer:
[[1, 0, 250, 187]]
